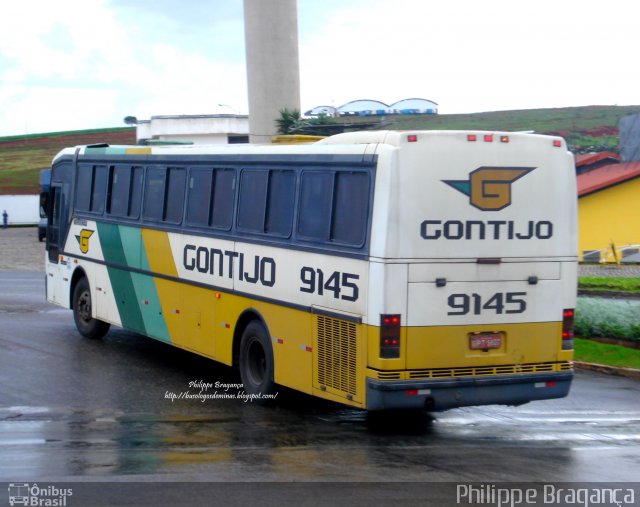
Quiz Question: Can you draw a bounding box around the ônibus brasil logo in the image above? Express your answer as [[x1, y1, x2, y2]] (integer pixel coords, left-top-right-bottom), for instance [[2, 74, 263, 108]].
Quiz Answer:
[[8, 483, 73, 506], [442, 167, 535, 211]]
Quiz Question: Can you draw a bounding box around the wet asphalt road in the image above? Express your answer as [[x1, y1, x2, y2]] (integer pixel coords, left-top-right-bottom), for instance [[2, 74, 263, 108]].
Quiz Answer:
[[1, 271, 639, 502]]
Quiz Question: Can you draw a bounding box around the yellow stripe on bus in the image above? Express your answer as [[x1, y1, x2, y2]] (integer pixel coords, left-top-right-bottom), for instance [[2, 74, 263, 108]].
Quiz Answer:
[[125, 147, 152, 155]]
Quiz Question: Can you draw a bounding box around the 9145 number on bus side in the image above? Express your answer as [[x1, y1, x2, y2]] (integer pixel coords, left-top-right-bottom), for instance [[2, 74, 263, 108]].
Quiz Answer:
[[447, 292, 527, 316], [300, 267, 360, 302]]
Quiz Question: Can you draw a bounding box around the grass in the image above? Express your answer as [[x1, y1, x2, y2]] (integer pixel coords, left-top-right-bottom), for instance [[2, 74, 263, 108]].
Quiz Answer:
[[578, 276, 640, 293], [0, 126, 135, 143], [0, 127, 135, 194], [575, 297, 640, 341], [574, 337, 640, 369], [333, 104, 640, 154], [368, 104, 640, 134]]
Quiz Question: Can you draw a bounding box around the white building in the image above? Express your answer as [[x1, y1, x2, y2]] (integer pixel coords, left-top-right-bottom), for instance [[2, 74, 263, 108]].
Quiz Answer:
[[136, 114, 249, 145], [305, 98, 438, 117]]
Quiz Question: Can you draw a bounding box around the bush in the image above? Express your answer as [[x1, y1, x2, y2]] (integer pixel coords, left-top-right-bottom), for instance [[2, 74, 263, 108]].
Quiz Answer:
[[575, 297, 640, 341]]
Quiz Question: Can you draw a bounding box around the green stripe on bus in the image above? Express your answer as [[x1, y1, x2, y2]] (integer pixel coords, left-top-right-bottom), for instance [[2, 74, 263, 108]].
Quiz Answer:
[[128, 226, 171, 343], [96, 222, 147, 336], [115, 224, 171, 343], [85, 147, 128, 155]]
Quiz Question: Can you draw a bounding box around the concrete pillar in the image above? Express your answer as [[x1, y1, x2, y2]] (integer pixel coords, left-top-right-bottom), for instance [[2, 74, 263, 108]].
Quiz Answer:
[[243, 0, 300, 143]]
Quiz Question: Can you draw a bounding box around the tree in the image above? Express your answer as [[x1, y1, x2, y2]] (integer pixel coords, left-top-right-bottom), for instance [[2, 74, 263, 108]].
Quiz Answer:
[[276, 108, 340, 136], [275, 108, 301, 135]]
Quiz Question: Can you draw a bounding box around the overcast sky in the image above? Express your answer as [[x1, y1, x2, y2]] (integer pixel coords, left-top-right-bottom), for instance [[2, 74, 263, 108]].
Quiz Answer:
[[1, 0, 638, 137]]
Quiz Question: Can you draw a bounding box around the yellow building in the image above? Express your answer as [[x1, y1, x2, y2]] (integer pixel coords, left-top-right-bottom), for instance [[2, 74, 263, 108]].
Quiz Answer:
[[577, 161, 640, 261]]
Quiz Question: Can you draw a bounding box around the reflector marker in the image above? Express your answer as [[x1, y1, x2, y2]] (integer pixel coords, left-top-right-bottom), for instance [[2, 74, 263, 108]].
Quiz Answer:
[[299, 345, 312, 352]]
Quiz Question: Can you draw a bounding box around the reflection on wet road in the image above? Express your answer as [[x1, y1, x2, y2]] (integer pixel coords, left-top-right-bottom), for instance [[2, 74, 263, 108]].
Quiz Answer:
[[1, 272, 639, 482]]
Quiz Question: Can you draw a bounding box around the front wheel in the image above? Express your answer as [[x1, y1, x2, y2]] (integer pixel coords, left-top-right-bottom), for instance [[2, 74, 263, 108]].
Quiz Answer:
[[73, 277, 110, 339], [239, 321, 275, 401]]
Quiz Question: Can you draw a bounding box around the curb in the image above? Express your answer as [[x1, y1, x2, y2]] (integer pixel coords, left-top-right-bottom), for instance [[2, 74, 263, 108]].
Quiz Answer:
[[574, 361, 640, 381], [578, 289, 640, 299]]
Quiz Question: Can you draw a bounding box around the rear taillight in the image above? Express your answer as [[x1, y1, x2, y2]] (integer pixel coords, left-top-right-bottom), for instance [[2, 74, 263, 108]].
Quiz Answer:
[[562, 308, 574, 350], [380, 314, 401, 358]]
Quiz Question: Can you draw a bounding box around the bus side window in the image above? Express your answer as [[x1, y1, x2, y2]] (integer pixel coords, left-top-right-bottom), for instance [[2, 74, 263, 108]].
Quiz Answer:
[[237, 169, 294, 236], [211, 169, 235, 230], [265, 170, 295, 237], [143, 167, 166, 222], [298, 171, 333, 240], [186, 168, 213, 226], [128, 167, 143, 218], [75, 165, 92, 212], [108, 165, 131, 216], [331, 172, 369, 246], [164, 168, 186, 223], [237, 169, 268, 233], [90, 165, 108, 214]]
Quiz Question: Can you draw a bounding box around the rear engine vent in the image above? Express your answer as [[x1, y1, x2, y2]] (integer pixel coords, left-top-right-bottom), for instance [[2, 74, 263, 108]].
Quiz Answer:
[[317, 316, 357, 397]]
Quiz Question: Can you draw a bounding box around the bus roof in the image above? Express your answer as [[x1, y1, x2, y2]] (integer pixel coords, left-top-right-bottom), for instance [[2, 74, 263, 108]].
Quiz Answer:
[[51, 130, 566, 163]]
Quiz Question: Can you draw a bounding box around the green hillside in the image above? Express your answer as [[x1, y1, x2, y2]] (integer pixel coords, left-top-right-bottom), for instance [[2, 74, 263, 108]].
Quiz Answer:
[[344, 104, 640, 153], [1, 105, 639, 194], [0, 127, 136, 194]]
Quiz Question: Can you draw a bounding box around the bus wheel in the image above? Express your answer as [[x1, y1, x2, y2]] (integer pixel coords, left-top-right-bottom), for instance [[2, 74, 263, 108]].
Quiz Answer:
[[73, 277, 110, 339], [239, 321, 275, 400]]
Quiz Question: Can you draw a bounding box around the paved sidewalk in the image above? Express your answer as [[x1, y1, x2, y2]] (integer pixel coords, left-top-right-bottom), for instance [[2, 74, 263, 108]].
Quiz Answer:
[[0, 226, 44, 270], [579, 264, 640, 277]]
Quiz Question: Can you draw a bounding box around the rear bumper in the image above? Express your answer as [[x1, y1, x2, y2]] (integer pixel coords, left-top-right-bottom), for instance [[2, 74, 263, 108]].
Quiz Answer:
[[365, 371, 573, 411]]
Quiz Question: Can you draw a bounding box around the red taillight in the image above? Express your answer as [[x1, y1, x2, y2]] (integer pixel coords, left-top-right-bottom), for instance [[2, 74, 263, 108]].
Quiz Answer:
[[562, 308, 574, 349], [380, 314, 401, 359], [553, 139, 562, 147], [484, 134, 493, 142], [467, 134, 477, 142], [407, 134, 418, 142]]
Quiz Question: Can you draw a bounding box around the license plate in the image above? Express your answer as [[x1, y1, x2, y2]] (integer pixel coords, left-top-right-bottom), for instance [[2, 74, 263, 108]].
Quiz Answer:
[[469, 333, 502, 350]]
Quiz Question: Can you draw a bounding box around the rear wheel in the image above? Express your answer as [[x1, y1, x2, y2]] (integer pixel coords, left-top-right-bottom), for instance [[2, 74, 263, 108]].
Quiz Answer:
[[73, 277, 110, 339], [239, 321, 275, 400]]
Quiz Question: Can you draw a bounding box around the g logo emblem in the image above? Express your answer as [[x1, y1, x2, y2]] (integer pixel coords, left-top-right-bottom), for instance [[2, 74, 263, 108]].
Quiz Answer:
[[76, 229, 94, 253], [443, 167, 534, 211]]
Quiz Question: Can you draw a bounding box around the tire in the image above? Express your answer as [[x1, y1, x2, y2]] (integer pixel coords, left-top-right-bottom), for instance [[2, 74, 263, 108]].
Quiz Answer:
[[239, 320, 275, 400], [72, 277, 110, 339]]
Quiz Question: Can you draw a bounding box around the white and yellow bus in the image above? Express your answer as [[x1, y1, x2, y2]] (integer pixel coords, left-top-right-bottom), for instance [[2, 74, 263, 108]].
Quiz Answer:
[[44, 130, 577, 411]]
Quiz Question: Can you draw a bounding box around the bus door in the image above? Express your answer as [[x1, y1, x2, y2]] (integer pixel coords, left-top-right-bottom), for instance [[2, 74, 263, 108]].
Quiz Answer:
[[45, 161, 73, 305], [46, 185, 62, 263]]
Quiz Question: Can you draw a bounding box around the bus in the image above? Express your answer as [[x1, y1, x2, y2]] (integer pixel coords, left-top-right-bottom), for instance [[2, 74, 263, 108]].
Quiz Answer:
[[44, 130, 577, 411]]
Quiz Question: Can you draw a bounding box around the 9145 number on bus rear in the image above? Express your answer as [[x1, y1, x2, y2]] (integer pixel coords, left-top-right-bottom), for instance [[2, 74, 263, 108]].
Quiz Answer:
[[447, 291, 527, 316]]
